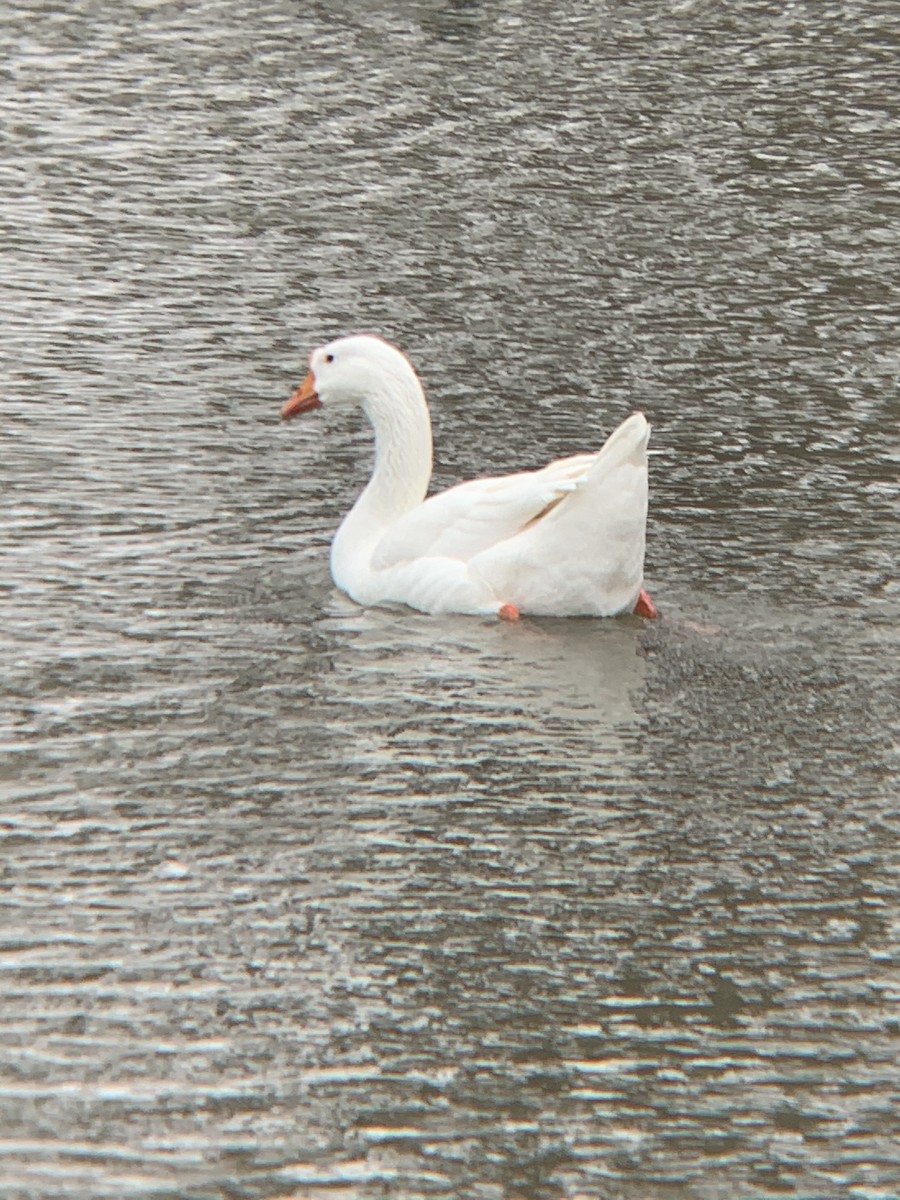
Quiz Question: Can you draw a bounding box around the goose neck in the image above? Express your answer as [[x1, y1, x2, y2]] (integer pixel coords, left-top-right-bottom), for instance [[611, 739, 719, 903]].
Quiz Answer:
[[360, 377, 433, 521]]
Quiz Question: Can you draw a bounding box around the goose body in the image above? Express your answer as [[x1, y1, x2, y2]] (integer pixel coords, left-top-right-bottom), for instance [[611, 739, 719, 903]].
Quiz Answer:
[[282, 335, 656, 620]]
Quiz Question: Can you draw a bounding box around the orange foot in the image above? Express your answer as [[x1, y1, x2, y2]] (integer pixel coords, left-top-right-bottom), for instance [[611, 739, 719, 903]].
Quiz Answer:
[[634, 588, 659, 619], [498, 603, 521, 622]]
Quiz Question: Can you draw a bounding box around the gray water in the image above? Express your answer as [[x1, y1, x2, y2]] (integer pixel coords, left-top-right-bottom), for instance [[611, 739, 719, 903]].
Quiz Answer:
[[2, 1, 898, 1197]]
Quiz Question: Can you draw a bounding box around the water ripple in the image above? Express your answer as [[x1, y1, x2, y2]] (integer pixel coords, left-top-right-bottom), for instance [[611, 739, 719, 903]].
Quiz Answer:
[[2, 0, 898, 1197]]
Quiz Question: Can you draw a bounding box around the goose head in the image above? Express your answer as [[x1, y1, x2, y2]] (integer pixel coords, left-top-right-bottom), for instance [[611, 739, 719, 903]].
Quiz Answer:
[[281, 335, 424, 423]]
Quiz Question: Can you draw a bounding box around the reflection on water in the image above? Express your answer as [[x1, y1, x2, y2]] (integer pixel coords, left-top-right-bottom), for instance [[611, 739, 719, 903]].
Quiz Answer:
[[2, 0, 898, 1196]]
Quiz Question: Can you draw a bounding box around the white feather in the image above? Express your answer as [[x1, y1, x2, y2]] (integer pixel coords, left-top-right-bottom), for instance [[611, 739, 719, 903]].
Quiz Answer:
[[290, 336, 653, 618]]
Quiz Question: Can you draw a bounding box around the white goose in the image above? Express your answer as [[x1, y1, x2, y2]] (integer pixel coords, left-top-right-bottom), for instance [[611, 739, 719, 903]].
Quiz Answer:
[[281, 335, 658, 621]]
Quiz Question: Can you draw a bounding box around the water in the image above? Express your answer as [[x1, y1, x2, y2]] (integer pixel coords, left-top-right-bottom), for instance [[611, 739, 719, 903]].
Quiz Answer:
[[2, 1, 898, 1197]]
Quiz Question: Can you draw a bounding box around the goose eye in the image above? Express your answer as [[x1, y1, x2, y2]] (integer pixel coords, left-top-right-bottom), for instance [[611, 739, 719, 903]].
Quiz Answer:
[[325, 353, 335, 363]]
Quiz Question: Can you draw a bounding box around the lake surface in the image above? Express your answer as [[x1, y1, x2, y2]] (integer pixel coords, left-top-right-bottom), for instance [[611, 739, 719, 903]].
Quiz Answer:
[[2, 1, 898, 1197]]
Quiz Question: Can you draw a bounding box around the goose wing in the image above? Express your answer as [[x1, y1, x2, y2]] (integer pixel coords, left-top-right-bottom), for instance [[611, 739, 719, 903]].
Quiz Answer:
[[371, 452, 597, 570]]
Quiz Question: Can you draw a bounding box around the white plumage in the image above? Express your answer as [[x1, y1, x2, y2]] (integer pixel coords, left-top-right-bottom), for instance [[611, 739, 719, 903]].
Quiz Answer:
[[282, 335, 655, 619]]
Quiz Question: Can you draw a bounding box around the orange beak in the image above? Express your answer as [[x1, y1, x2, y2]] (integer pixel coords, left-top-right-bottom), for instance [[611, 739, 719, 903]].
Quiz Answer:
[[281, 371, 322, 420]]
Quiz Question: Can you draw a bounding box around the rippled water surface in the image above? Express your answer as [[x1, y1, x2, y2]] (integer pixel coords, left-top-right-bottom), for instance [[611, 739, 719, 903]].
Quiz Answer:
[[2, 1, 898, 1197]]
